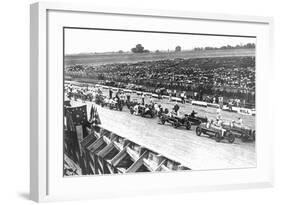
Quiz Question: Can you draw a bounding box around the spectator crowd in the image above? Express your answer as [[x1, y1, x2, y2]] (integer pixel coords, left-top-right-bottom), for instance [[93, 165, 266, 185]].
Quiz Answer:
[[65, 56, 255, 107]]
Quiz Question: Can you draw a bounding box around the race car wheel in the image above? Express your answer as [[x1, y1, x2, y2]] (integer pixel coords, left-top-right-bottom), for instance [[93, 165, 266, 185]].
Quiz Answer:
[[160, 116, 165, 124], [129, 108, 134, 114], [241, 134, 249, 142], [215, 132, 221, 142], [185, 121, 191, 130], [196, 127, 202, 136], [173, 121, 179, 128], [227, 133, 235, 143], [119, 106, 123, 111]]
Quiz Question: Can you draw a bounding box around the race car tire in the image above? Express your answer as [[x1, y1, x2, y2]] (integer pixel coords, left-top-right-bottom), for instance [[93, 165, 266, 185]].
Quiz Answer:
[[196, 127, 202, 136], [160, 116, 166, 124], [185, 121, 191, 130], [173, 121, 179, 128], [241, 134, 249, 142], [227, 133, 235, 143], [215, 132, 221, 142]]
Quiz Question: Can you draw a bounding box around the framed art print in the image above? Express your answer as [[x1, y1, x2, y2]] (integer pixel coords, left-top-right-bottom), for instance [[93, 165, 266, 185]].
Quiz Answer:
[[30, 2, 274, 202]]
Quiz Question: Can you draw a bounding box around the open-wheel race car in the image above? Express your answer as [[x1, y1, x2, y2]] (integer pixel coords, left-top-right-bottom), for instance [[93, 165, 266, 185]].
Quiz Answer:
[[195, 123, 235, 143], [126, 99, 138, 110], [103, 98, 123, 111], [221, 123, 255, 142], [109, 100, 123, 111], [159, 113, 191, 130], [84, 91, 94, 102], [130, 104, 156, 118], [186, 113, 208, 126], [95, 93, 106, 106]]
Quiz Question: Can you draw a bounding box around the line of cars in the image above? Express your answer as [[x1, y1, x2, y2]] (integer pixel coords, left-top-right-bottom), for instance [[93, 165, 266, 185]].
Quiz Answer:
[[125, 100, 255, 144], [94, 92, 124, 111], [159, 112, 206, 130], [68, 87, 255, 144], [159, 111, 255, 143], [195, 121, 255, 143]]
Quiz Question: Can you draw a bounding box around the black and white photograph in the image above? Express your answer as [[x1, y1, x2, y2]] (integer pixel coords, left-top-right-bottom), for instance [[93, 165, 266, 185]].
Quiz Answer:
[[63, 28, 256, 176]]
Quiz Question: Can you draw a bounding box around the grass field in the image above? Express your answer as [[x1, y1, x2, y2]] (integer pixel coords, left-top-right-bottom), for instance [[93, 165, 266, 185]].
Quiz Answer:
[[65, 48, 255, 66]]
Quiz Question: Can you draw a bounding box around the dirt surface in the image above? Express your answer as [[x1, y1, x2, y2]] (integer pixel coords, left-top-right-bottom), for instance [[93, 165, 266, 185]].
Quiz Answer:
[[70, 92, 256, 170]]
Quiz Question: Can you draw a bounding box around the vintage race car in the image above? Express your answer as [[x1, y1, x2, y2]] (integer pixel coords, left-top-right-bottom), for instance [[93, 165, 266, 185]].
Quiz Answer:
[[130, 105, 156, 118], [109, 101, 123, 111], [159, 113, 191, 130], [156, 107, 169, 117], [126, 100, 139, 110], [84, 91, 94, 102], [195, 123, 235, 143], [95, 93, 105, 106], [187, 115, 208, 126], [221, 122, 255, 142], [103, 98, 123, 111]]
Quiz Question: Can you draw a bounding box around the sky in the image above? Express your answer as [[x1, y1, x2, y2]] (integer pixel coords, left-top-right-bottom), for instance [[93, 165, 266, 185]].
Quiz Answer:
[[64, 28, 256, 55]]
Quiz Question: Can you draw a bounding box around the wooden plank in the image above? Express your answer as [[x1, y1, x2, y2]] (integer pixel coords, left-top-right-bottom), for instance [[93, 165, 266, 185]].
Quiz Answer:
[[89, 154, 99, 174], [89, 161, 96, 174], [97, 157, 104, 174], [110, 146, 128, 167], [142, 159, 155, 172], [106, 163, 115, 174], [126, 151, 148, 173], [102, 134, 116, 145], [155, 159, 168, 172], [87, 137, 104, 153], [80, 132, 96, 149], [126, 147, 141, 161], [97, 142, 114, 158]]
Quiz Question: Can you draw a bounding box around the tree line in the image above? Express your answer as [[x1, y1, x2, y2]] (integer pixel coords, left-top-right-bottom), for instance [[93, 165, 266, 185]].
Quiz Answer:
[[193, 43, 255, 51], [116, 43, 255, 54]]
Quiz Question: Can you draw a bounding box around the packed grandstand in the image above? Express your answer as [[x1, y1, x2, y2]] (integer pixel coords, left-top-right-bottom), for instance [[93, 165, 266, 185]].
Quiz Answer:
[[65, 56, 255, 109]]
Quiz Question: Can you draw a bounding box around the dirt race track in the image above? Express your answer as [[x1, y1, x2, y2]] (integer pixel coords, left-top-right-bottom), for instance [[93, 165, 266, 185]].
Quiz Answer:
[[70, 91, 256, 170]]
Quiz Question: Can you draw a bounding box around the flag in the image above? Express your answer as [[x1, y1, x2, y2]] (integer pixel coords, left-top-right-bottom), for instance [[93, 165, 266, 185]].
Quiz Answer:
[[89, 105, 101, 125], [65, 110, 75, 132], [94, 106, 101, 125], [89, 105, 95, 123], [65, 105, 88, 126]]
